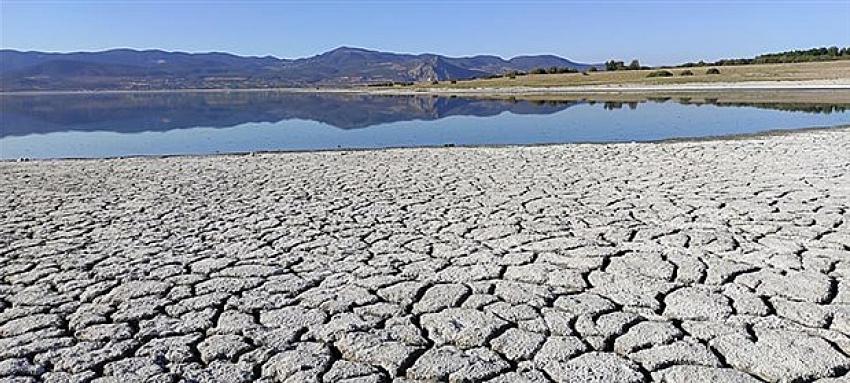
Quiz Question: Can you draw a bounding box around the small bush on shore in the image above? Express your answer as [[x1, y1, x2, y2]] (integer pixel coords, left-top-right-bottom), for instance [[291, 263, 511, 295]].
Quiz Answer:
[[680, 70, 694, 76], [706, 68, 721, 75], [647, 70, 674, 78]]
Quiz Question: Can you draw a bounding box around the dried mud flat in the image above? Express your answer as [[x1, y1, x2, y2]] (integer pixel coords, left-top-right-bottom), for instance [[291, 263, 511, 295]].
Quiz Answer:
[[2, 129, 850, 383]]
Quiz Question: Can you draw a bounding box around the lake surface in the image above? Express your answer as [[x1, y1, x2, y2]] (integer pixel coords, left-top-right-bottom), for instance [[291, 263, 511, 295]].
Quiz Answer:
[[1, 91, 848, 159]]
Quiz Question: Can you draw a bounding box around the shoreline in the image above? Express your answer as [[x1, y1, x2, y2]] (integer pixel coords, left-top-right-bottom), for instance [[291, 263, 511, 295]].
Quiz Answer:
[[2, 79, 850, 96], [383, 80, 850, 95], [6, 124, 849, 163]]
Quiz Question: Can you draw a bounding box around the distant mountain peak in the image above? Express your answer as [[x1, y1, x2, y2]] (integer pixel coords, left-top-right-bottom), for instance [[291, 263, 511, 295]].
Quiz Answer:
[[328, 46, 374, 53]]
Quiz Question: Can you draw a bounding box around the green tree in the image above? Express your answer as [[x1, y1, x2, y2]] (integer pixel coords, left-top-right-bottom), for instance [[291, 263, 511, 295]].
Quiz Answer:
[[605, 60, 625, 71]]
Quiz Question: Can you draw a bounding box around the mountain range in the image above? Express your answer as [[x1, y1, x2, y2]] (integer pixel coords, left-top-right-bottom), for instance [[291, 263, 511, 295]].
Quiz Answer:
[[0, 47, 601, 91]]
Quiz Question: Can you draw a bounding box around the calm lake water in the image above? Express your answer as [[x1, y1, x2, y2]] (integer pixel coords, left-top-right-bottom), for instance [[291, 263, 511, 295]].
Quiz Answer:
[[1, 91, 848, 159]]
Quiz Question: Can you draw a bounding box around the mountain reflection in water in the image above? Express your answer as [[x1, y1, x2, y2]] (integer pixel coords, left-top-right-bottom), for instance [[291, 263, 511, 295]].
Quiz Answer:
[[1, 91, 849, 159], [1, 92, 580, 137], [2, 91, 847, 138]]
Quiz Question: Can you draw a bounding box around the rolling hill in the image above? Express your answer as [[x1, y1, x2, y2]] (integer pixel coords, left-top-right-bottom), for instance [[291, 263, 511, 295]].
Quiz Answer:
[[0, 47, 601, 91]]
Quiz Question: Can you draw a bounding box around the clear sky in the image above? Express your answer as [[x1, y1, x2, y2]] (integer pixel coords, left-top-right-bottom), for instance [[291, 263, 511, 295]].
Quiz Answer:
[[1, 0, 848, 66]]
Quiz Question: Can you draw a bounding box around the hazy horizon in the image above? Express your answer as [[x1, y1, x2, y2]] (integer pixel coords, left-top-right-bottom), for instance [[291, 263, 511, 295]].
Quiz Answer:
[[2, 1, 848, 66]]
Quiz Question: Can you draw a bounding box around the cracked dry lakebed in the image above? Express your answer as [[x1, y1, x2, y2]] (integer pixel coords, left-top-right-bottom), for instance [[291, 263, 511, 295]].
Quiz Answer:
[[2, 128, 850, 383]]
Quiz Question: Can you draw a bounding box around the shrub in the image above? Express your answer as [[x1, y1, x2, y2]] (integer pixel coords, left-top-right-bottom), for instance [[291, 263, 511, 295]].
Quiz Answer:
[[706, 68, 721, 75], [680, 70, 694, 76], [647, 70, 674, 78], [450, 80, 457, 84], [366, 82, 394, 87], [555, 67, 578, 74], [431, 80, 439, 85], [589, 67, 598, 72]]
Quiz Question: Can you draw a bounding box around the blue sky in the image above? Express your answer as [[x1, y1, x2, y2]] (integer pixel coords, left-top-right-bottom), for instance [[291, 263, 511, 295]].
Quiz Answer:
[[1, 1, 848, 65]]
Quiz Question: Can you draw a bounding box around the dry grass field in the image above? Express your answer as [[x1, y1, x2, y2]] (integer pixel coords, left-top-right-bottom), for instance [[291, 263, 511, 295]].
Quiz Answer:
[[412, 60, 850, 89]]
